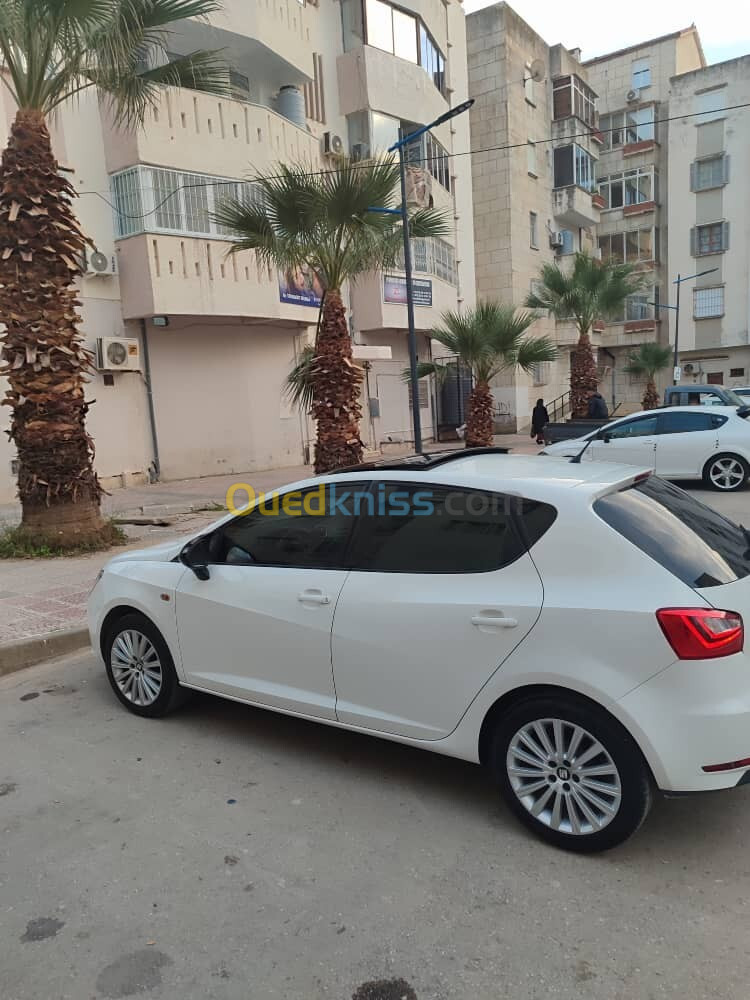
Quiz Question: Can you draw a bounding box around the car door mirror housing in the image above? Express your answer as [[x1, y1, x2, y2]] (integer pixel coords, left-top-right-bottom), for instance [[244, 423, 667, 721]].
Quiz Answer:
[[601, 432, 612, 443], [180, 543, 211, 581]]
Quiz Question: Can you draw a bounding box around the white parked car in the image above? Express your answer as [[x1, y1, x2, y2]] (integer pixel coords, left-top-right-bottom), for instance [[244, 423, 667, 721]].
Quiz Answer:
[[89, 450, 750, 852], [544, 405, 750, 491]]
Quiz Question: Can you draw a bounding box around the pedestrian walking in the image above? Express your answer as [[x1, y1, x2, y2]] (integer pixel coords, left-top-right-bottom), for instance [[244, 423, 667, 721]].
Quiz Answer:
[[531, 398, 549, 445]]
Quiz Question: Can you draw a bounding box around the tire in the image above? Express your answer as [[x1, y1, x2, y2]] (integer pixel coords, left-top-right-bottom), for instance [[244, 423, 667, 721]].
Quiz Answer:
[[491, 695, 653, 853], [103, 612, 191, 718], [702, 453, 749, 492]]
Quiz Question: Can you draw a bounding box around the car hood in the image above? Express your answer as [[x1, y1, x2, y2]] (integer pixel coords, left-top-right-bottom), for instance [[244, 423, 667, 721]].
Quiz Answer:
[[106, 537, 188, 567]]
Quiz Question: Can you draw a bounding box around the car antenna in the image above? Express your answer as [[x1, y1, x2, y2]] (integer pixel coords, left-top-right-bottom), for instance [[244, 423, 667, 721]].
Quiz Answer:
[[570, 433, 597, 464]]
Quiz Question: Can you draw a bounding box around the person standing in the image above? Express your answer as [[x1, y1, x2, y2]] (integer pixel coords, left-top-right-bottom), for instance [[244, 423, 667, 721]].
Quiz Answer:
[[531, 398, 550, 445], [587, 391, 609, 419]]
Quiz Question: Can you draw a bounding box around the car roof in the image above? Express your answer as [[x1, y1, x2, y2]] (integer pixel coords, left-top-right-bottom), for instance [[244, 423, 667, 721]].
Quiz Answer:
[[609, 404, 738, 423], [326, 453, 649, 500]]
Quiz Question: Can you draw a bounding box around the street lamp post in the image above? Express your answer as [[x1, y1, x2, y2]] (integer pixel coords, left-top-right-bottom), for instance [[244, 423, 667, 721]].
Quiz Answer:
[[386, 99, 474, 453]]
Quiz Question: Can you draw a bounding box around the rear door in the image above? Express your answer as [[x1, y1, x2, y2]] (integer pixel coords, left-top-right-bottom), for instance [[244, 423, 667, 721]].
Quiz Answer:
[[588, 413, 658, 468], [330, 483, 550, 740], [655, 410, 725, 478]]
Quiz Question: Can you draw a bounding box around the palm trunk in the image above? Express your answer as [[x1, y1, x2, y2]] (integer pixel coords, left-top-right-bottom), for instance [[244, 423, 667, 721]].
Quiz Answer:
[[464, 380, 494, 448], [642, 378, 660, 410], [570, 330, 599, 418], [0, 110, 103, 545], [311, 289, 364, 473]]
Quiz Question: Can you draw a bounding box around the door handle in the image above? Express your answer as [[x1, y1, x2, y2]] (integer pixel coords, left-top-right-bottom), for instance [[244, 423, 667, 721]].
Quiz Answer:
[[298, 590, 330, 606], [471, 613, 518, 629]]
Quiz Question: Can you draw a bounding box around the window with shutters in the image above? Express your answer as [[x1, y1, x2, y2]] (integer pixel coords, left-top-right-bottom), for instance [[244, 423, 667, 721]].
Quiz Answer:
[[527, 141, 537, 176], [407, 380, 429, 409], [691, 222, 729, 256], [693, 286, 725, 319], [690, 154, 729, 191], [529, 212, 539, 249]]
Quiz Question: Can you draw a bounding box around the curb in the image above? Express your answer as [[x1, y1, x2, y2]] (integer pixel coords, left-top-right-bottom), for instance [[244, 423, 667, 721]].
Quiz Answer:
[[0, 627, 91, 678]]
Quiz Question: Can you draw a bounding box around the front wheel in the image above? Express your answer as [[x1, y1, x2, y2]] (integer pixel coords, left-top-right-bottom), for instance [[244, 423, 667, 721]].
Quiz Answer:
[[491, 695, 652, 852], [104, 612, 190, 718], [703, 453, 749, 492]]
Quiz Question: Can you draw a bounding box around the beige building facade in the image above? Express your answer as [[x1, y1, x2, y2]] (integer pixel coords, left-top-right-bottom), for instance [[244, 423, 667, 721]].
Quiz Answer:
[[667, 56, 750, 388], [467, 4, 707, 429], [0, 0, 475, 503]]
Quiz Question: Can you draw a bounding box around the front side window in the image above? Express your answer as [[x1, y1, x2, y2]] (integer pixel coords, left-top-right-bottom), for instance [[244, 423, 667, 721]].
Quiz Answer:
[[215, 485, 365, 569], [594, 478, 750, 588], [349, 484, 534, 574], [606, 415, 658, 439], [694, 286, 725, 318]]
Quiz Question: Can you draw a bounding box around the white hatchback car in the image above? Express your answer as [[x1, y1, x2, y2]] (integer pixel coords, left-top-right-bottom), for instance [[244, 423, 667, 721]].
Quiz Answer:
[[544, 405, 750, 491], [88, 450, 750, 852]]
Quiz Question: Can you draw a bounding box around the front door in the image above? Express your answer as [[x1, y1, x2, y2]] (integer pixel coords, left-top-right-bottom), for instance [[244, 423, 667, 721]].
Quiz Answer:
[[588, 413, 659, 469], [331, 484, 545, 740], [175, 483, 365, 718]]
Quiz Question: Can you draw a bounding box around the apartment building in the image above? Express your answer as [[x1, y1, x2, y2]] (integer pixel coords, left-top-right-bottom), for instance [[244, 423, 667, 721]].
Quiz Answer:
[[583, 27, 705, 407], [467, 4, 706, 429], [667, 56, 750, 388], [0, 0, 475, 503]]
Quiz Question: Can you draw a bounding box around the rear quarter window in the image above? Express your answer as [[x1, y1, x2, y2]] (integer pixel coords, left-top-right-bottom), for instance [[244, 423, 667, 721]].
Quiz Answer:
[[594, 477, 750, 588]]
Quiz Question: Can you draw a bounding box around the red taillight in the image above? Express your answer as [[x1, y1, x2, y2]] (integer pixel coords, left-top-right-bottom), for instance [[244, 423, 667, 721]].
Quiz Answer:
[[702, 757, 750, 773], [656, 608, 744, 660]]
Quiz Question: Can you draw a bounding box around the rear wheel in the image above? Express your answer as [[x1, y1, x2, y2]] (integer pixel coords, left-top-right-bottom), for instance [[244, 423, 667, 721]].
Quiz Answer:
[[491, 695, 652, 852], [104, 613, 190, 718], [703, 453, 749, 492]]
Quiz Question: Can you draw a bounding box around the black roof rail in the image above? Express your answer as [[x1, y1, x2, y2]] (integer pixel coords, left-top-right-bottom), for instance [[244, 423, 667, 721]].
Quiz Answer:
[[334, 446, 511, 473]]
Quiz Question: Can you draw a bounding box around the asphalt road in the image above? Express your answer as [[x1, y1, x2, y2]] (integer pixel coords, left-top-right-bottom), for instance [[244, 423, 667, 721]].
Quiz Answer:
[[2, 481, 750, 1000], [3, 648, 750, 1000]]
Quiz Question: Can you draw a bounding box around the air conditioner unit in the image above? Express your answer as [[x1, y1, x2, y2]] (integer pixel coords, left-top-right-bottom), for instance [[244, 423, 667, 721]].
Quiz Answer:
[[96, 336, 141, 372], [682, 362, 702, 376], [549, 231, 565, 249], [322, 131, 345, 157], [83, 249, 117, 277], [626, 88, 640, 103]]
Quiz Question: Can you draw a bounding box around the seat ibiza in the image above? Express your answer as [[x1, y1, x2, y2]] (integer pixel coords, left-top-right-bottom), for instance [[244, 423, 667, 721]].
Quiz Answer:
[[88, 450, 750, 852]]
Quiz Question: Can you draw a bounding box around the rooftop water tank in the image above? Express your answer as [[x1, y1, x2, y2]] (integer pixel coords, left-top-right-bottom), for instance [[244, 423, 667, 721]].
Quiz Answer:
[[277, 85, 306, 129]]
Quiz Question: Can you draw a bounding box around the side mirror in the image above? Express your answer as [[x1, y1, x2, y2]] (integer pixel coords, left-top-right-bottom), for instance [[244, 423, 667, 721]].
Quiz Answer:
[[601, 432, 612, 443], [180, 542, 210, 581]]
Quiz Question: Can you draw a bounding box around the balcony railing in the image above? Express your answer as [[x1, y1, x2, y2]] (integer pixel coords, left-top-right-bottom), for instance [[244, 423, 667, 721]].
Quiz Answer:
[[111, 165, 264, 241]]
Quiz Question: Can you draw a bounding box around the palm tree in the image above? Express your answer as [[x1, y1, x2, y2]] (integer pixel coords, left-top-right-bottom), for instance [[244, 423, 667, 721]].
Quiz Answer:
[[624, 342, 672, 410], [405, 301, 557, 448], [0, 0, 227, 546], [214, 157, 449, 473], [526, 253, 645, 418]]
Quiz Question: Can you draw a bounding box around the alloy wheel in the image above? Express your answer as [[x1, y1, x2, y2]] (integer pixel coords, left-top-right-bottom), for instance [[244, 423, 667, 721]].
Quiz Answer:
[[708, 457, 746, 491], [506, 718, 622, 835], [110, 629, 163, 707]]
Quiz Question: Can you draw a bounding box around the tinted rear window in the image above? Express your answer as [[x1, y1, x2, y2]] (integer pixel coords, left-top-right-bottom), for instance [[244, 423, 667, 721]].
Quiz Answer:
[[594, 477, 750, 588]]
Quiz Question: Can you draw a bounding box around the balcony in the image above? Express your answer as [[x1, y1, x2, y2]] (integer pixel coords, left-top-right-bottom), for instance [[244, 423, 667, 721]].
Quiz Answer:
[[116, 233, 320, 326], [552, 186, 600, 228], [337, 46, 448, 135], [103, 87, 320, 179], [351, 269, 459, 336]]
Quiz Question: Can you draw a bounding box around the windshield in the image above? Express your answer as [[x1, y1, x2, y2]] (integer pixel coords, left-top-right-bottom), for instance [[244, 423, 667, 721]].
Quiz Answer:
[[594, 477, 750, 589]]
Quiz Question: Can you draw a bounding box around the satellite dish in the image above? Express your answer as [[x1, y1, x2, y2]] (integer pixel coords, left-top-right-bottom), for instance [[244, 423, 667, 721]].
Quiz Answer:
[[529, 59, 547, 83]]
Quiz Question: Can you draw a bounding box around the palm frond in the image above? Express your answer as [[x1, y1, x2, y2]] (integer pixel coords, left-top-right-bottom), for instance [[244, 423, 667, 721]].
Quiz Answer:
[[624, 341, 673, 378], [285, 344, 317, 412], [400, 360, 447, 383]]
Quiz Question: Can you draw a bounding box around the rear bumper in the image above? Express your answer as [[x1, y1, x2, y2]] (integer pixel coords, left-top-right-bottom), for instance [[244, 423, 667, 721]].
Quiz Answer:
[[619, 652, 750, 791]]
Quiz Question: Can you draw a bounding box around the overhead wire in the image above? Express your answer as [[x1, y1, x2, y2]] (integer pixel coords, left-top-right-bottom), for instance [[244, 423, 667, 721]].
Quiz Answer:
[[78, 102, 750, 223]]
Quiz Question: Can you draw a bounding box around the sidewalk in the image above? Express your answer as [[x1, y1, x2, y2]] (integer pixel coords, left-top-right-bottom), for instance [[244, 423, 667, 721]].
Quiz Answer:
[[0, 436, 539, 649]]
